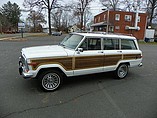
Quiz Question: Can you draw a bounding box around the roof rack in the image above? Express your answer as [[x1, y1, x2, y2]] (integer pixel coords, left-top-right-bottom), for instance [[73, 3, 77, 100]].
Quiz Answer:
[[108, 33, 133, 36], [92, 32, 107, 35], [73, 31, 133, 37], [74, 31, 90, 33], [90, 32, 133, 36]]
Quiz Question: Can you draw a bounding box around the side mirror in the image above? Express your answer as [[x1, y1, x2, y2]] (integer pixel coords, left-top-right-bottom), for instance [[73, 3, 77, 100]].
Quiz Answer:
[[77, 48, 83, 54], [78, 48, 83, 52]]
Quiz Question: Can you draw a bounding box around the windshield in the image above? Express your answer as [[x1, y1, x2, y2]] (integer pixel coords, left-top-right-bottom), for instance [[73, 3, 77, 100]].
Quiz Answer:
[[60, 34, 84, 49]]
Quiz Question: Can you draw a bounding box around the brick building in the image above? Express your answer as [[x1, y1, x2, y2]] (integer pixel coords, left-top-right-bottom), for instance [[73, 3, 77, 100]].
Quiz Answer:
[[91, 10, 147, 40]]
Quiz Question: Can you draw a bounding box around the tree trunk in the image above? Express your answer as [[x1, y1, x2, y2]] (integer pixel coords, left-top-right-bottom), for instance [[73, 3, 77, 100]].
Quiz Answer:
[[80, 12, 83, 31], [33, 20, 36, 32], [48, 8, 52, 35], [149, 7, 155, 27]]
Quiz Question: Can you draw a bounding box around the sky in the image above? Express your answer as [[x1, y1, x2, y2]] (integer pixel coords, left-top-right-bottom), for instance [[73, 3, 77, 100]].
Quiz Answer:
[[0, 0, 104, 15], [0, 0, 24, 8], [0, 0, 104, 26]]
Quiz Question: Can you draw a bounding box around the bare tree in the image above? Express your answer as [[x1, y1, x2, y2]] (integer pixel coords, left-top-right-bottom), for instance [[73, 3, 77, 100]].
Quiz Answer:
[[23, 0, 59, 35], [27, 10, 46, 32], [73, 0, 93, 31], [121, 0, 148, 11], [100, 0, 120, 11], [147, 0, 157, 26], [121, 0, 134, 11], [51, 8, 62, 31], [84, 9, 93, 30], [51, 5, 74, 32], [61, 5, 74, 31]]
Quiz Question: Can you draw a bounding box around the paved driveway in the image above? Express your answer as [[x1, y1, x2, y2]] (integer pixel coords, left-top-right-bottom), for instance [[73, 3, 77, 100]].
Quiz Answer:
[[0, 36, 157, 118]]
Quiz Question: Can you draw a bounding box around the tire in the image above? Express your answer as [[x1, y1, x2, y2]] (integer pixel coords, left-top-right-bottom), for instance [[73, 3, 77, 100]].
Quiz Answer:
[[38, 70, 63, 91], [115, 64, 129, 79]]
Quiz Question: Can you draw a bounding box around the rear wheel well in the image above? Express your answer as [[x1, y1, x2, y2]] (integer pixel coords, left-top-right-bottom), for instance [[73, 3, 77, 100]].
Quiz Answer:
[[37, 67, 67, 79], [119, 62, 130, 67], [114, 62, 130, 79]]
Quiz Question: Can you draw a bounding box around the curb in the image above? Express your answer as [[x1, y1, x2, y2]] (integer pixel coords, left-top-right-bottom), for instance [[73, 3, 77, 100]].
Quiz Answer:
[[0, 33, 48, 41], [0, 37, 27, 41]]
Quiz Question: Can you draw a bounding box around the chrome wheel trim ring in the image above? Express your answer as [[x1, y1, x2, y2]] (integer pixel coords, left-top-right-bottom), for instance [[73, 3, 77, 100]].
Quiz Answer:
[[118, 65, 128, 78], [42, 73, 60, 91]]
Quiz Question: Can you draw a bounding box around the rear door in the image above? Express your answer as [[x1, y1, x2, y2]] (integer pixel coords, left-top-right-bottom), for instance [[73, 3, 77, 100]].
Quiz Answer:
[[103, 38, 122, 71]]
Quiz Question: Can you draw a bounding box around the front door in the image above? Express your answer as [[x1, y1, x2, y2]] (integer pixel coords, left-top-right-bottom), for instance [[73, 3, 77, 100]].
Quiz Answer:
[[74, 37, 104, 76]]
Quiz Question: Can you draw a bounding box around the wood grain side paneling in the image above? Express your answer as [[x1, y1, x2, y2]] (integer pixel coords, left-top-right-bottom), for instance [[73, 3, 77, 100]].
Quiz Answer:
[[104, 55, 122, 66], [75, 55, 104, 69], [31, 57, 73, 70], [123, 54, 141, 60]]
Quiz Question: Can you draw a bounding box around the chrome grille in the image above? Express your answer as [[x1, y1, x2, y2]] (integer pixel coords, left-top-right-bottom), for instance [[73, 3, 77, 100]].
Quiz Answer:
[[19, 55, 29, 71], [20, 55, 25, 65]]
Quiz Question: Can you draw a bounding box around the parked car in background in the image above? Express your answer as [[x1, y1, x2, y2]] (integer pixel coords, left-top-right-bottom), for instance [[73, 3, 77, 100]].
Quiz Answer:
[[52, 31, 62, 36]]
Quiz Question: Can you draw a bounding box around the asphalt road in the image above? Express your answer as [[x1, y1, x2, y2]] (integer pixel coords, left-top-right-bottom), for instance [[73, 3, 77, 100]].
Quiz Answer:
[[0, 35, 157, 118]]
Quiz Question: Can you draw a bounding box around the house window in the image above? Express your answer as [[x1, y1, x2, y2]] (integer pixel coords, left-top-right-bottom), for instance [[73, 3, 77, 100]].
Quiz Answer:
[[95, 18, 97, 23], [115, 26, 120, 30], [125, 15, 132, 21], [104, 14, 106, 20], [138, 16, 140, 22], [109, 26, 114, 32], [98, 16, 100, 22], [115, 14, 120, 21]]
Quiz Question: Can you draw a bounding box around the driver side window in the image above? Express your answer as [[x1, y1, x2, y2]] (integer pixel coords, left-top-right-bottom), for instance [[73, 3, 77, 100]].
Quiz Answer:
[[80, 38, 101, 50]]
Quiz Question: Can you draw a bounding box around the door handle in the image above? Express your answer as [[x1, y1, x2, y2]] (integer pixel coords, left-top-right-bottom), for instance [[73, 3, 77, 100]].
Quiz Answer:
[[117, 51, 122, 53], [98, 51, 104, 53]]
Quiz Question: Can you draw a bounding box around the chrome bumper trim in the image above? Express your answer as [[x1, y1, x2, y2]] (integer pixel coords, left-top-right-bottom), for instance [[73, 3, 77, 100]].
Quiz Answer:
[[138, 62, 143, 67]]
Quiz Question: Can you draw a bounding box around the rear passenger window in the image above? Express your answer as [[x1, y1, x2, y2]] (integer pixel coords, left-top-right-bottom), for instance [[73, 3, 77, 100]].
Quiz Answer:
[[104, 38, 119, 50], [121, 39, 137, 50]]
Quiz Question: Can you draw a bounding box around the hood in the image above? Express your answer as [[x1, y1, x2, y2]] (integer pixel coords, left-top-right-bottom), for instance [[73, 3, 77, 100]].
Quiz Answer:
[[22, 45, 68, 59]]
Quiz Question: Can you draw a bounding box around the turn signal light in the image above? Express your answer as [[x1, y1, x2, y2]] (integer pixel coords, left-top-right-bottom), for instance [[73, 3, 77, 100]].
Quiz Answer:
[[28, 62, 38, 66]]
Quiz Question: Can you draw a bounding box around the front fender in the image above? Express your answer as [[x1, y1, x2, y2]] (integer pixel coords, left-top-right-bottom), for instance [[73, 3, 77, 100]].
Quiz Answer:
[[34, 64, 73, 77]]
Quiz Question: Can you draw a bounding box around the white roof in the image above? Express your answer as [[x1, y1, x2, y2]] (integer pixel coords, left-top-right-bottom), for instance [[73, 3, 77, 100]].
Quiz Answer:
[[73, 32, 136, 40]]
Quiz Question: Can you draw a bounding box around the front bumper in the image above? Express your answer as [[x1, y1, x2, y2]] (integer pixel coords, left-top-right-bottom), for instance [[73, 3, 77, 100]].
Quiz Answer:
[[19, 66, 33, 79], [138, 62, 143, 67], [19, 59, 34, 79]]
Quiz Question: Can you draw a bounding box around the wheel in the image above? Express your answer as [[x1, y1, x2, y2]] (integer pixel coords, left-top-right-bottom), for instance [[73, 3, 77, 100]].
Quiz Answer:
[[115, 64, 129, 79], [38, 70, 63, 91]]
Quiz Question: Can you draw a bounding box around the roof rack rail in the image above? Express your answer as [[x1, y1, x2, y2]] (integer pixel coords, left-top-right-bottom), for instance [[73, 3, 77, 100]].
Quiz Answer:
[[74, 31, 90, 33], [108, 32, 133, 36], [74, 31, 107, 34], [91, 31, 107, 35], [73, 31, 133, 37]]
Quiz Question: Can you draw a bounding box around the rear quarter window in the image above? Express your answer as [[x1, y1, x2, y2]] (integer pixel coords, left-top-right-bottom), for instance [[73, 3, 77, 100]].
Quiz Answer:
[[121, 39, 137, 50]]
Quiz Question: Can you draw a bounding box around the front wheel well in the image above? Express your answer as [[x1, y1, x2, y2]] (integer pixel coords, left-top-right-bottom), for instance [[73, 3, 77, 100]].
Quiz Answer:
[[36, 67, 67, 79]]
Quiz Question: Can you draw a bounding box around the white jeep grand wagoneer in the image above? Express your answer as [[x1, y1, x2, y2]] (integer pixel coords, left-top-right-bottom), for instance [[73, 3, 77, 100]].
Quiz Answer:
[[19, 33, 142, 91]]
